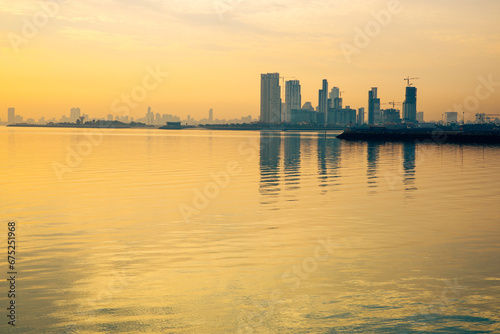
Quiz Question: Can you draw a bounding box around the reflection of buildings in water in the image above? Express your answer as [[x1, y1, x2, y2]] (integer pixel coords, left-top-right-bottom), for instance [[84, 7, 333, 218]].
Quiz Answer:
[[367, 141, 380, 187], [283, 134, 301, 193], [317, 137, 342, 191], [403, 142, 417, 191], [259, 133, 281, 201]]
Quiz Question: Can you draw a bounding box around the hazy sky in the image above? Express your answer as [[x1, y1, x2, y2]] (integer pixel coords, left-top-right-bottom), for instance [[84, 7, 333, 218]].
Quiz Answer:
[[1, 0, 499, 121]]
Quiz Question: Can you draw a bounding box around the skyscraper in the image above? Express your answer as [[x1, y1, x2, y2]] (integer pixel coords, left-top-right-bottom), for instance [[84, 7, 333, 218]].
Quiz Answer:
[[147, 106, 154, 125], [284, 80, 301, 123], [208, 109, 213, 122], [8, 108, 15, 124], [368, 88, 381, 125], [357, 107, 365, 125], [318, 79, 328, 124], [402, 86, 417, 122], [329, 87, 340, 108], [260, 73, 281, 123]]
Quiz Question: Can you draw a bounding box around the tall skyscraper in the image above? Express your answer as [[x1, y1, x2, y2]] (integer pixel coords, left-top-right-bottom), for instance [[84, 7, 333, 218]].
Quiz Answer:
[[8, 108, 15, 124], [260, 73, 281, 123], [208, 109, 213, 122], [402, 86, 417, 122], [147, 106, 154, 125], [318, 79, 328, 124], [357, 107, 365, 125], [284, 80, 301, 123], [368, 88, 381, 125]]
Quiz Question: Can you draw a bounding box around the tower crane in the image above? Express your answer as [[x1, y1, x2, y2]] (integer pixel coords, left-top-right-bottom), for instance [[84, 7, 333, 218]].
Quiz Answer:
[[382, 101, 402, 109], [404, 76, 419, 86]]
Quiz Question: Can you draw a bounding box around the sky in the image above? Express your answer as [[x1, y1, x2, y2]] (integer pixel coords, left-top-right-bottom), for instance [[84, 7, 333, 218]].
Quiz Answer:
[[1, 0, 500, 122]]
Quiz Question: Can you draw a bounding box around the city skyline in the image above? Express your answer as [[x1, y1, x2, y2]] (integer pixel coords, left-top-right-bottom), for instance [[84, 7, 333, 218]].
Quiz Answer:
[[1, 0, 499, 121]]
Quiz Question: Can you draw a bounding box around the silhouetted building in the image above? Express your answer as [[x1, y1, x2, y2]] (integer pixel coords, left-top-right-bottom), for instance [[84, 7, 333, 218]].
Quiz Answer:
[[357, 107, 365, 125], [209, 109, 213, 122], [368, 87, 381, 125], [445, 112, 458, 124], [302, 102, 314, 111], [284, 80, 301, 123], [318, 79, 328, 124], [382, 108, 402, 124], [402, 86, 417, 122], [260, 73, 281, 123], [146, 106, 154, 125], [416, 111, 424, 123], [329, 87, 340, 108], [291, 109, 316, 124], [70, 108, 81, 123], [8, 108, 15, 124]]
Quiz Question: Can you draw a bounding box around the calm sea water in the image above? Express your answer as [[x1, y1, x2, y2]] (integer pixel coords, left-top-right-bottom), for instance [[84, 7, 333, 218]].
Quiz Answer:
[[1, 127, 499, 333]]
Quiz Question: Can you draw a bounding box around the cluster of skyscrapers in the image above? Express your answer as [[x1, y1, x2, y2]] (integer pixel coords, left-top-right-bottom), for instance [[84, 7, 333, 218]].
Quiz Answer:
[[260, 73, 421, 126]]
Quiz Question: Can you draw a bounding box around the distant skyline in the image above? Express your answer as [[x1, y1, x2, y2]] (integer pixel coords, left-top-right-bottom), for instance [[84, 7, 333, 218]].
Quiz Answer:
[[1, 0, 499, 121]]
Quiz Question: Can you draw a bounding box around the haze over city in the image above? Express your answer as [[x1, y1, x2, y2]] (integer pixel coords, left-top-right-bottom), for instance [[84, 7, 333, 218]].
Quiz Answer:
[[1, 0, 500, 121]]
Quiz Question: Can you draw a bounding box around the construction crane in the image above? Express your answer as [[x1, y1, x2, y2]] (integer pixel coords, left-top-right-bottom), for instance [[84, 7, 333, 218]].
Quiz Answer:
[[280, 76, 297, 97], [404, 76, 419, 86], [382, 101, 402, 109]]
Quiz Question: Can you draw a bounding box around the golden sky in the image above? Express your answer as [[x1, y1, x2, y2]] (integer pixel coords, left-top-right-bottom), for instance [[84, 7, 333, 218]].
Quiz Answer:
[[1, 0, 499, 122]]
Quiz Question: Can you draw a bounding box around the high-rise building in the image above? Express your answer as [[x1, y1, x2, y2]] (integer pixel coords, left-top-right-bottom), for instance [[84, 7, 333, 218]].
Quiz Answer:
[[318, 79, 328, 124], [402, 86, 417, 122], [146, 106, 154, 125], [260, 73, 281, 123], [70, 108, 81, 123], [357, 107, 365, 125], [368, 88, 381, 125], [284, 80, 301, 123], [416, 111, 424, 123], [8, 108, 15, 124], [208, 109, 213, 122], [329, 87, 340, 107]]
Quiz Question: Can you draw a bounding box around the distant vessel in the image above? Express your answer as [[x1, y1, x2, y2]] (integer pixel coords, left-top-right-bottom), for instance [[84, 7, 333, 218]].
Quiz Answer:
[[337, 126, 500, 144]]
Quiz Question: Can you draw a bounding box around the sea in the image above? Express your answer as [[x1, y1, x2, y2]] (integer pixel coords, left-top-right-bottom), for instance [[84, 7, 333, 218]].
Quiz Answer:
[[1, 126, 499, 333]]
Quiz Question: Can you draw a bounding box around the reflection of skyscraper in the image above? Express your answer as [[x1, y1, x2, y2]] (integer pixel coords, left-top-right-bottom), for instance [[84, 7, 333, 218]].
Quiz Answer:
[[284, 134, 301, 193], [259, 132, 282, 201], [402, 86, 417, 122], [261, 73, 281, 123], [317, 137, 342, 190], [8, 108, 15, 124], [403, 142, 417, 191], [284, 80, 301, 123], [367, 142, 380, 187], [368, 88, 381, 125]]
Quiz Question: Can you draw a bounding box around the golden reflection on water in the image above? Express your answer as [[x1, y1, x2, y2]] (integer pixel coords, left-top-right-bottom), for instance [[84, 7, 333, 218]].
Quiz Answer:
[[1, 127, 500, 333]]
